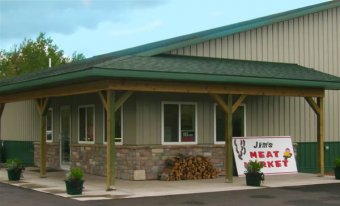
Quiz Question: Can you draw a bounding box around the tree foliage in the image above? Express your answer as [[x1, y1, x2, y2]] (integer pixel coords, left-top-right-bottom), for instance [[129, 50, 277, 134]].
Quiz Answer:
[[0, 33, 85, 78]]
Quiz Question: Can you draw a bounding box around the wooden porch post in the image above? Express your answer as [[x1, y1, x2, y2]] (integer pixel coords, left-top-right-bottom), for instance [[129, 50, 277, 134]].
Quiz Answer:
[[35, 98, 49, 178], [305, 96, 325, 176], [226, 94, 233, 182], [317, 96, 325, 176], [106, 91, 116, 190], [210, 94, 247, 182], [99, 91, 133, 190]]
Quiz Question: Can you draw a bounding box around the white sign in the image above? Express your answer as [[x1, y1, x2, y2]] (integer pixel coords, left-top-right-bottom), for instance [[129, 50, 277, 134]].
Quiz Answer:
[[232, 136, 298, 176]]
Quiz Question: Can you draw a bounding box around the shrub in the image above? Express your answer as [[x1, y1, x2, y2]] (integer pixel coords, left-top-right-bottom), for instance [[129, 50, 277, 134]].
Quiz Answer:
[[245, 160, 264, 174], [66, 167, 84, 181], [6, 158, 24, 171], [335, 158, 340, 168]]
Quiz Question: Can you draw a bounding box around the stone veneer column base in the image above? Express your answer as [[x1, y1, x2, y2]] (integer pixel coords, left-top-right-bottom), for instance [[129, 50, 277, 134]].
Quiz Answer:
[[33, 142, 60, 169]]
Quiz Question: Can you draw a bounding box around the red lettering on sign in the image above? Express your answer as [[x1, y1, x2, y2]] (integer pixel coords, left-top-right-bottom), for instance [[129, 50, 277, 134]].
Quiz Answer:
[[282, 160, 288, 167], [273, 151, 279, 157], [275, 160, 282, 167], [260, 161, 266, 167], [267, 161, 274, 168], [266, 151, 273, 158], [250, 151, 257, 158], [259, 151, 265, 158]]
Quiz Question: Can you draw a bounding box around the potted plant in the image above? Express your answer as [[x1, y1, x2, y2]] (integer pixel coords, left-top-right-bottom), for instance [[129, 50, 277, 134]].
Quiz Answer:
[[244, 160, 264, 186], [6, 158, 25, 181], [334, 158, 340, 180], [65, 167, 84, 195]]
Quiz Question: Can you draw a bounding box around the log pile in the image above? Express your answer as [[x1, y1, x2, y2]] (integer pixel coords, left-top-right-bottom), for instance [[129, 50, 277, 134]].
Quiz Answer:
[[160, 154, 220, 181]]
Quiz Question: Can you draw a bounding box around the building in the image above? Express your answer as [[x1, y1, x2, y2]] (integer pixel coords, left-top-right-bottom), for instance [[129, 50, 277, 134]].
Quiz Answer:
[[1, 1, 340, 189]]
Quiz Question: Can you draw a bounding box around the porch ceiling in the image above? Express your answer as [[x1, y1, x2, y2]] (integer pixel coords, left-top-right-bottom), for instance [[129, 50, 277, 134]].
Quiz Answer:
[[0, 54, 340, 103]]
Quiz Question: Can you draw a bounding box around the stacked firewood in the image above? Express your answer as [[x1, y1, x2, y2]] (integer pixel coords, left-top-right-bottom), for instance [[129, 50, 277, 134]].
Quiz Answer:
[[160, 154, 220, 181]]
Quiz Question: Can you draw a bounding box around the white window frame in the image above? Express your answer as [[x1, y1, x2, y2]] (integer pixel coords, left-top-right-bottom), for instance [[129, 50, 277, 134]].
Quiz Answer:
[[78, 105, 95, 144], [214, 103, 246, 144], [161, 101, 198, 145], [46, 108, 53, 142], [103, 106, 123, 145]]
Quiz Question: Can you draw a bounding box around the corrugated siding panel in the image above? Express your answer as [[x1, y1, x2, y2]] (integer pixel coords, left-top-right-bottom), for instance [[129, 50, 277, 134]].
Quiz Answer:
[[1, 101, 39, 141], [169, 7, 340, 143], [135, 93, 161, 145], [123, 95, 137, 145], [51, 93, 108, 144], [2, 140, 34, 166], [135, 93, 215, 145]]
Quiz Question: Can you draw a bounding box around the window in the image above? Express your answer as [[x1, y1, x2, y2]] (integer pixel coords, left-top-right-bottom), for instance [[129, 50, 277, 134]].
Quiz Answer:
[[46, 108, 53, 142], [103, 106, 123, 144], [78, 105, 95, 143], [162, 102, 197, 144], [214, 104, 246, 144]]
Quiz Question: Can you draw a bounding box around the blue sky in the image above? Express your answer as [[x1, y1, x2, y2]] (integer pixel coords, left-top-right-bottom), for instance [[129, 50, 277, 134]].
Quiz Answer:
[[0, 0, 327, 58]]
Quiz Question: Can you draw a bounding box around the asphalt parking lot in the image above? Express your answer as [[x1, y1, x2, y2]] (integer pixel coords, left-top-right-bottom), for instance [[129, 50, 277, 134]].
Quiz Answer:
[[2, 182, 340, 206]]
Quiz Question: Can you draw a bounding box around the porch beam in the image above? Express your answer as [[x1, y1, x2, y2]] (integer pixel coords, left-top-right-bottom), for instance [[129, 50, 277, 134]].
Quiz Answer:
[[107, 80, 324, 97], [317, 97, 325, 176], [304, 97, 320, 115], [209, 94, 228, 114], [0, 80, 112, 103], [0, 80, 324, 104], [35, 98, 49, 178], [98, 91, 109, 111], [232, 95, 247, 113], [114, 91, 133, 112], [105, 90, 116, 190]]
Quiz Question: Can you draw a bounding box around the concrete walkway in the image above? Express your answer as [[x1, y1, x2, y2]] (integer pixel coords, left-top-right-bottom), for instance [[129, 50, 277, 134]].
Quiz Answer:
[[0, 167, 339, 201]]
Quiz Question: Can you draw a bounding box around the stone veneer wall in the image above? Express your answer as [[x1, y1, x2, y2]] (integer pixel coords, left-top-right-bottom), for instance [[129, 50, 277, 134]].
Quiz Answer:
[[71, 144, 225, 180], [33, 142, 60, 169], [34, 143, 226, 180]]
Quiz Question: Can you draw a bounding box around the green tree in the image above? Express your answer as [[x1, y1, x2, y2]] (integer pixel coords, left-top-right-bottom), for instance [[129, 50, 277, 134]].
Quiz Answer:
[[0, 33, 85, 78]]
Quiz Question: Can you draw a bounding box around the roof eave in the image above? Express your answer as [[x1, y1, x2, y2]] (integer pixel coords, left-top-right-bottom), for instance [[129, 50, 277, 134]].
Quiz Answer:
[[1, 67, 340, 96]]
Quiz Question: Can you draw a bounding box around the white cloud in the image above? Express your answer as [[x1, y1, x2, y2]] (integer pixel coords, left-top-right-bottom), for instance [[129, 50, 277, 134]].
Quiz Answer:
[[0, 0, 169, 40], [108, 20, 163, 37], [82, 0, 92, 8]]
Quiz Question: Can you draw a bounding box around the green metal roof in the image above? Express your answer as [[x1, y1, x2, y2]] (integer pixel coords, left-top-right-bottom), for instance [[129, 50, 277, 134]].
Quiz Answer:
[[0, 1, 339, 95], [1, 55, 340, 95], [95, 55, 340, 89]]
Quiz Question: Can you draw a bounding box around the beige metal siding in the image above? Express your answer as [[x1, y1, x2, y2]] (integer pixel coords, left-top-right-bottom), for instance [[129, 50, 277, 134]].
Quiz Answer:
[[1, 101, 39, 141], [123, 95, 137, 145], [135, 93, 215, 145], [49, 93, 136, 145], [50, 94, 103, 144], [169, 7, 340, 142]]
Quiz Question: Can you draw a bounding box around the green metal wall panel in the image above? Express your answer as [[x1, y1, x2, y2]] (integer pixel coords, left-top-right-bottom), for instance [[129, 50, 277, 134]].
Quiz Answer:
[[296, 142, 340, 173], [1, 140, 34, 166], [324, 142, 340, 172]]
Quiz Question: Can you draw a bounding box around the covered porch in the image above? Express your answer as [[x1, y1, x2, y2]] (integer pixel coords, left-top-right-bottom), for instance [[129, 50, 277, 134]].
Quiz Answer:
[[0, 55, 340, 190]]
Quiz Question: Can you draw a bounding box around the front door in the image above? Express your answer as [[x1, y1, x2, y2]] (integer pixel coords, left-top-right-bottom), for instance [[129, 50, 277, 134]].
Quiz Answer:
[[60, 106, 71, 169]]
